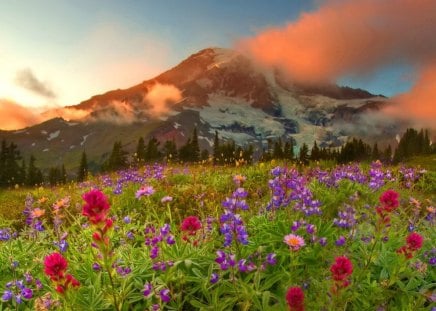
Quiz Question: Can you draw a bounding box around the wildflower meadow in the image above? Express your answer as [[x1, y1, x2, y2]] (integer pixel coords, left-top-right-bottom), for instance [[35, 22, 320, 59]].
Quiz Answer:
[[0, 161, 435, 310]]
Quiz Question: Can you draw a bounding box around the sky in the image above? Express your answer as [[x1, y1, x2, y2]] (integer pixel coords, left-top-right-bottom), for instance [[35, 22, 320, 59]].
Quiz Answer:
[[0, 0, 435, 128]]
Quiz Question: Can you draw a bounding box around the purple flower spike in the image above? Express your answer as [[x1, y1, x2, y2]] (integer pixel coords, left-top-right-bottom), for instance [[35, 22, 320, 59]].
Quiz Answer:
[[159, 289, 171, 303]]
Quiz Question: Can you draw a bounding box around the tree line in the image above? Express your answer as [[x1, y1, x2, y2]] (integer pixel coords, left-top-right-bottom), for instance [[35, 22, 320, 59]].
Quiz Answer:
[[0, 127, 433, 187]]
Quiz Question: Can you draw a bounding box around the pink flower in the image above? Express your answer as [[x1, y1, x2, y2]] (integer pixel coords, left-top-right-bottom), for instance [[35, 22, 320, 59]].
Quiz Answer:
[[135, 185, 155, 199], [284, 234, 305, 251], [82, 189, 110, 224], [286, 287, 304, 311]]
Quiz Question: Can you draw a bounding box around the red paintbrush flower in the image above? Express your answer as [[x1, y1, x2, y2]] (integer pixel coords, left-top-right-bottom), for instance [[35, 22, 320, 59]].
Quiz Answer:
[[379, 189, 399, 212], [286, 286, 304, 311], [82, 189, 110, 224], [406, 232, 423, 251], [330, 256, 353, 285], [44, 252, 68, 281], [181, 216, 202, 235]]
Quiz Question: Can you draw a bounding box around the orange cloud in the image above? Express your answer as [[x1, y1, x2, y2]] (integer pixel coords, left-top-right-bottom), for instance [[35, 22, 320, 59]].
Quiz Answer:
[[239, 0, 436, 83], [0, 99, 43, 130], [387, 63, 436, 126], [145, 83, 182, 117], [238, 0, 436, 125]]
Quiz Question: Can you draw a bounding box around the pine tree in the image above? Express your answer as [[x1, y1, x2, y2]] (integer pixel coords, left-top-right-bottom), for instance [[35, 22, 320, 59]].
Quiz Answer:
[[310, 141, 320, 161], [162, 140, 178, 161], [105, 141, 128, 170], [284, 140, 294, 160], [273, 139, 284, 159], [135, 137, 146, 163], [299, 143, 309, 165], [372, 143, 380, 160], [61, 164, 67, 184], [213, 131, 220, 164], [77, 151, 88, 182], [145, 137, 161, 162], [190, 127, 200, 162], [26, 155, 39, 186]]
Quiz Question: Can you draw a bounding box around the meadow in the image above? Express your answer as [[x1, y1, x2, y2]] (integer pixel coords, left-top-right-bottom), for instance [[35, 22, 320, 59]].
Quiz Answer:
[[0, 160, 435, 310]]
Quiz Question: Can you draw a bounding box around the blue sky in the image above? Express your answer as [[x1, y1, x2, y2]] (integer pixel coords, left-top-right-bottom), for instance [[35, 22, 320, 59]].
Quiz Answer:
[[0, 0, 412, 108]]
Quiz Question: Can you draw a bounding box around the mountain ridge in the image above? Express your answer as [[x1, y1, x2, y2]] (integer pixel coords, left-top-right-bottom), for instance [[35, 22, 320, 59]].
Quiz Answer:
[[0, 47, 404, 170]]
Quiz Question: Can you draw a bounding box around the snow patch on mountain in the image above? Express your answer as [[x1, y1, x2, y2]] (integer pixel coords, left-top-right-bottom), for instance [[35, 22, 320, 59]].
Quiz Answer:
[[47, 130, 60, 141], [199, 94, 285, 140]]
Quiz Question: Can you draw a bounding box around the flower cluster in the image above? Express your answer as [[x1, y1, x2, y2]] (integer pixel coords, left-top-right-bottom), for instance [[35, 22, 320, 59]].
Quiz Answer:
[[143, 282, 171, 308], [330, 256, 353, 293], [144, 224, 175, 271], [44, 252, 80, 294], [2, 271, 42, 305], [333, 204, 358, 229], [0, 228, 15, 241], [219, 181, 249, 247], [397, 232, 424, 259], [286, 286, 305, 311], [376, 189, 400, 225], [23, 194, 45, 233], [267, 167, 322, 216]]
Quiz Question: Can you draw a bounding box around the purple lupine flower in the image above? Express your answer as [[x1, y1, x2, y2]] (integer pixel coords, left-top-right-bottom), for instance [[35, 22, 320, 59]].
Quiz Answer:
[[14, 294, 23, 304], [21, 288, 32, 299], [319, 237, 327, 246], [335, 236, 346, 246], [143, 282, 153, 297], [150, 246, 159, 259], [159, 289, 171, 303], [429, 257, 436, 266], [166, 235, 175, 245], [126, 231, 134, 240], [35, 279, 43, 290], [266, 253, 277, 265], [24, 273, 33, 284], [160, 224, 171, 236], [306, 224, 316, 234], [333, 205, 357, 229], [58, 239, 68, 252], [123, 216, 131, 224], [210, 273, 219, 284], [92, 263, 101, 271], [2, 290, 12, 301], [34, 221, 44, 232]]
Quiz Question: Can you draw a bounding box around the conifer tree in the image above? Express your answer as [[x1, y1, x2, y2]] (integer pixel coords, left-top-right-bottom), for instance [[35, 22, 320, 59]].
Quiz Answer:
[[135, 137, 146, 163], [299, 143, 309, 165], [77, 151, 88, 182]]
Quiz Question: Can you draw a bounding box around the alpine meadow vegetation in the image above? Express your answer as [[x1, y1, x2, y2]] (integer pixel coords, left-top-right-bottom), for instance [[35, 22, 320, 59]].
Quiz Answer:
[[0, 160, 435, 310]]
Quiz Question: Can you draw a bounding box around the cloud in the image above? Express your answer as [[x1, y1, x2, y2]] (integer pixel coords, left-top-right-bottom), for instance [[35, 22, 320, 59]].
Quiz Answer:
[[88, 100, 137, 125], [387, 63, 436, 127], [15, 68, 56, 99], [238, 0, 436, 125], [0, 99, 44, 130], [42, 107, 90, 122], [145, 83, 182, 117]]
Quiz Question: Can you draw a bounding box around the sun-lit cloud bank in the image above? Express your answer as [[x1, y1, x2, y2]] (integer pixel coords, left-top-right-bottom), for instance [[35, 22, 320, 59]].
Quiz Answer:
[[0, 99, 44, 130], [239, 0, 436, 125], [145, 83, 183, 117]]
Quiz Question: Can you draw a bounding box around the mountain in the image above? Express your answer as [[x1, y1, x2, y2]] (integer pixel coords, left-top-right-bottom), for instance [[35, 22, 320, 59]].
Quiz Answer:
[[0, 47, 405, 170]]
